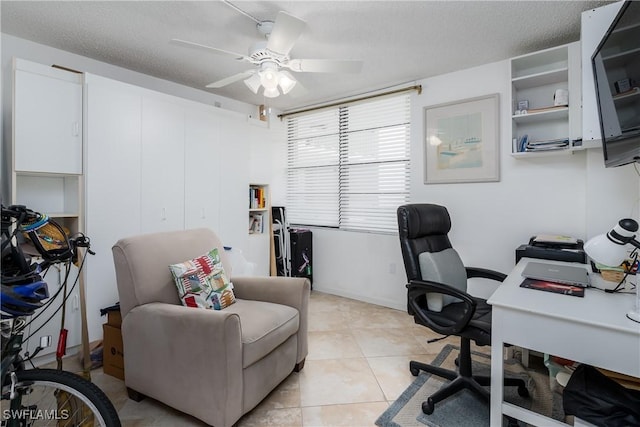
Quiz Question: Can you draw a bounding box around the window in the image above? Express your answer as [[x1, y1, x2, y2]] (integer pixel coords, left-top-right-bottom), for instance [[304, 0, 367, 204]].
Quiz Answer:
[[287, 93, 411, 233]]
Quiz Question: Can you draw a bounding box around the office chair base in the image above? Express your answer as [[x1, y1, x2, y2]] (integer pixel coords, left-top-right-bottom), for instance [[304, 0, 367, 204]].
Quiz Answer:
[[410, 339, 528, 415]]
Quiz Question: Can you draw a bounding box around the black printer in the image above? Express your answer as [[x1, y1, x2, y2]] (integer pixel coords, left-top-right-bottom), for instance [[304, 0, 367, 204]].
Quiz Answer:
[[516, 235, 587, 264]]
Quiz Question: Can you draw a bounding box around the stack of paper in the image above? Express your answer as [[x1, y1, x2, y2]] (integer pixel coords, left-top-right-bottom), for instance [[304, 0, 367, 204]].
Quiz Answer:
[[524, 138, 569, 151]]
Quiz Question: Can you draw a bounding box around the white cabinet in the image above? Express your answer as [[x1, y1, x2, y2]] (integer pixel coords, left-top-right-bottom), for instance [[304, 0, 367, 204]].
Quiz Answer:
[[23, 263, 81, 358], [12, 59, 84, 233], [217, 115, 250, 252], [509, 42, 582, 157], [13, 59, 83, 174], [184, 110, 221, 230], [84, 74, 142, 341], [12, 59, 84, 359], [140, 96, 185, 233]]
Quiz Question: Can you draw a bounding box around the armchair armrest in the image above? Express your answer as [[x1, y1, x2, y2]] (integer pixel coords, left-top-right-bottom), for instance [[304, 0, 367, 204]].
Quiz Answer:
[[231, 276, 310, 364], [231, 276, 310, 309], [121, 302, 244, 426], [466, 267, 506, 282], [406, 279, 476, 336]]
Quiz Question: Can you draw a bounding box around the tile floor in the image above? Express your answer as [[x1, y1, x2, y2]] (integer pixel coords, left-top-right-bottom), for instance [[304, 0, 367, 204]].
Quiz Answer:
[[83, 291, 480, 426]]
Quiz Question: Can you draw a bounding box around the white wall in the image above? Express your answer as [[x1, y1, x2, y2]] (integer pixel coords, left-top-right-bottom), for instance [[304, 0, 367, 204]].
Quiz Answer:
[[305, 59, 638, 310]]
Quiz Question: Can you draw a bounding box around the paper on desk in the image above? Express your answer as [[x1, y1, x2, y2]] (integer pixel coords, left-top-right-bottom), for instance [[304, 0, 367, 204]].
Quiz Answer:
[[533, 234, 579, 245]]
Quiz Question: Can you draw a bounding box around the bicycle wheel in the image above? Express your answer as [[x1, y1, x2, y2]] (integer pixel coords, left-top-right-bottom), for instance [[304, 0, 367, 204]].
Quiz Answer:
[[2, 368, 121, 427]]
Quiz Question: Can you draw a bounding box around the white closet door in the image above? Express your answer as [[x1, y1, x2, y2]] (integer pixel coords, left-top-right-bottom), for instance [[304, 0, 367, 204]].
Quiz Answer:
[[184, 109, 221, 231], [84, 75, 142, 342], [140, 96, 185, 233], [216, 115, 250, 253], [14, 60, 83, 174]]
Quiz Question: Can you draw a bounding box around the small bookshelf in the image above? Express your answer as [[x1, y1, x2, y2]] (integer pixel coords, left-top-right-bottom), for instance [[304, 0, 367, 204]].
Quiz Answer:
[[249, 184, 269, 235]]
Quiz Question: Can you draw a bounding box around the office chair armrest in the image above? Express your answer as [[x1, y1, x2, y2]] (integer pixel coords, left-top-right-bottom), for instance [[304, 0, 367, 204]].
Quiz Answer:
[[406, 279, 476, 336], [466, 267, 506, 282]]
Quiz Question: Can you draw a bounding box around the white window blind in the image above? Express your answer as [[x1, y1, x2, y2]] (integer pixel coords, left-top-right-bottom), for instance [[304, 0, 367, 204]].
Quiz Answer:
[[287, 93, 410, 233], [286, 109, 340, 227]]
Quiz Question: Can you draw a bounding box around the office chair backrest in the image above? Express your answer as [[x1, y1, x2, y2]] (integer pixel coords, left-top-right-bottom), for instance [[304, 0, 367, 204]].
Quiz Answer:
[[397, 204, 467, 312]]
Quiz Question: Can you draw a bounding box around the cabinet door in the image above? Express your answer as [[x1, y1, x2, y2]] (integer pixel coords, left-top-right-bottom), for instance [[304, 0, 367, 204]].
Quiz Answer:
[[23, 263, 81, 359], [217, 115, 249, 252], [184, 109, 221, 230], [84, 75, 142, 342], [14, 60, 82, 174], [140, 97, 185, 233]]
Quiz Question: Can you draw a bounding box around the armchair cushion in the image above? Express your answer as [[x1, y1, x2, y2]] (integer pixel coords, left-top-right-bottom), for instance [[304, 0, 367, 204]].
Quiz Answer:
[[224, 299, 299, 368], [169, 248, 236, 310], [419, 248, 467, 311]]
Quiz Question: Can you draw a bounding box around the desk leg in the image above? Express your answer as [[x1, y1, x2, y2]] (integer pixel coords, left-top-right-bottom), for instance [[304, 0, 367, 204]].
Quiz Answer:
[[491, 320, 505, 427]]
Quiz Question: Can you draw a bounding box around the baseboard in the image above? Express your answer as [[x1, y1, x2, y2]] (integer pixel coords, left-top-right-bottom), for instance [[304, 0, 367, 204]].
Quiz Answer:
[[311, 284, 405, 312]]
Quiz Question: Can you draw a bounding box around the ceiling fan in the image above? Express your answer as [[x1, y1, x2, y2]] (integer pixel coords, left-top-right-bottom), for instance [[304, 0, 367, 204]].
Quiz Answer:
[[170, 9, 363, 98]]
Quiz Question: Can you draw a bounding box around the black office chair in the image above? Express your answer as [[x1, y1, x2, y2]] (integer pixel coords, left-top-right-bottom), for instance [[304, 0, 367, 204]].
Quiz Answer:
[[397, 203, 528, 415]]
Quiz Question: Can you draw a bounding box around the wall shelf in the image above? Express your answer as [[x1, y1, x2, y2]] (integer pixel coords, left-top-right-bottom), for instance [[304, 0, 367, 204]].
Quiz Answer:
[[510, 43, 582, 158]]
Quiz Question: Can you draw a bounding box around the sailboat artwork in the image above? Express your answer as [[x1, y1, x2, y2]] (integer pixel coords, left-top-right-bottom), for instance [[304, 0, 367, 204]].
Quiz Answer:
[[434, 112, 483, 169], [424, 93, 499, 184]]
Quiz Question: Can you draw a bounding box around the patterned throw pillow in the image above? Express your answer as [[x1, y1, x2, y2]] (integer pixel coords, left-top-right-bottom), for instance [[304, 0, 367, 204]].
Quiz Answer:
[[169, 248, 236, 310]]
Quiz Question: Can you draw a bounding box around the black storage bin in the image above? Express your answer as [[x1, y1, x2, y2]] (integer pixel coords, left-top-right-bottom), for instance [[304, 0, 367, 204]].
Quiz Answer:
[[290, 228, 312, 287]]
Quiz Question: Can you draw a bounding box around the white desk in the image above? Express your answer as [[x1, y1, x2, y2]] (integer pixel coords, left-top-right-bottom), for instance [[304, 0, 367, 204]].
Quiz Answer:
[[488, 258, 640, 426]]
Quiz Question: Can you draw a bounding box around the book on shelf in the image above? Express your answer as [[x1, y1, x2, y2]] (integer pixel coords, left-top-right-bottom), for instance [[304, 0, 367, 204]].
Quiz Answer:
[[249, 213, 264, 234], [249, 187, 266, 209]]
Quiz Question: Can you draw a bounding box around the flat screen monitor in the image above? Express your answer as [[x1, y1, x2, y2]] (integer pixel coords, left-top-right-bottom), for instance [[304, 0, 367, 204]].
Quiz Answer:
[[591, 0, 640, 167]]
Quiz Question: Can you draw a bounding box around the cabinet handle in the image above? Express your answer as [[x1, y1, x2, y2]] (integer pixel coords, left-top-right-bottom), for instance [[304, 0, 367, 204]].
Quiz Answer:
[[161, 208, 167, 221], [72, 121, 80, 137], [201, 208, 206, 219]]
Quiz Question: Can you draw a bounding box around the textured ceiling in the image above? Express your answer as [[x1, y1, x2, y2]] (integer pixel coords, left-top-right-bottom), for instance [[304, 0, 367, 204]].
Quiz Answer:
[[1, 1, 614, 111]]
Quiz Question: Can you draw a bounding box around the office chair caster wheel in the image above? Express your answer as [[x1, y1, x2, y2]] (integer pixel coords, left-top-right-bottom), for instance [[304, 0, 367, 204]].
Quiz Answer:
[[422, 398, 435, 415], [517, 385, 529, 398], [454, 357, 459, 367], [410, 367, 419, 376]]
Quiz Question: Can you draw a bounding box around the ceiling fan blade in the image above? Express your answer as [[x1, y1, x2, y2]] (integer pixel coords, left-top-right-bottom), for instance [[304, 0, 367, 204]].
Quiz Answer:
[[206, 70, 255, 88], [266, 11, 306, 56], [170, 39, 249, 61], [287, 59, 363, 74]]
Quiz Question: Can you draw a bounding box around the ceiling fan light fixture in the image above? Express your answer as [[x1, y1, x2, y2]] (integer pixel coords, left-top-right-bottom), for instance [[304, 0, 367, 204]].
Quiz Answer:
[[259, 62, 280, 90], [263, 87, 280, 98], [278, 70, 297, 94], [244, 73, 261, 94]]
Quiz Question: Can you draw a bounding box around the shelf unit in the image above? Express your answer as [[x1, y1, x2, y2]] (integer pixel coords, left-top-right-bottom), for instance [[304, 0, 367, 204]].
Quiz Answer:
[[510, 42, 582, 158], [11, 58, 85, 358], [249, 184, 270, 235], [11, 59, 84, 233]]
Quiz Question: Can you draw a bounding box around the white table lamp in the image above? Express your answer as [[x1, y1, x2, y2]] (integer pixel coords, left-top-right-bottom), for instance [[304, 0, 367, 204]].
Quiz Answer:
[[584, 218, 640, 323]]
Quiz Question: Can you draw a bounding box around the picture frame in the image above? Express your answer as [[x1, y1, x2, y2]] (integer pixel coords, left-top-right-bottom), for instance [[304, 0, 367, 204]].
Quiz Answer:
[[424, 93, 500, 184]]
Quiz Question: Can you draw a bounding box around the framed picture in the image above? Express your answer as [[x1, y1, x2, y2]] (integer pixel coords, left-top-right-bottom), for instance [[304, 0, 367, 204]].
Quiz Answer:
[[424, 93, 500, 184]]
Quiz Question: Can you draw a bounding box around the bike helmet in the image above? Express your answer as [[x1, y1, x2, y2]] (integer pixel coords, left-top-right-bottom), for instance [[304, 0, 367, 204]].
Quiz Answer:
[[20, 212, 73, 263], [1, 279, 49, 317]]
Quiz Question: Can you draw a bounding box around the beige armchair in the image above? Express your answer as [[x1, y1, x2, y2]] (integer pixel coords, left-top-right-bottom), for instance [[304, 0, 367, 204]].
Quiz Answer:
[[112, 228, 310, 427]]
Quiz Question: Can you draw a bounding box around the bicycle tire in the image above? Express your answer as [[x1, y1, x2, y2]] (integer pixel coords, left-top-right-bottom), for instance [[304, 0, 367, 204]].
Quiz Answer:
[[2, 368, 121, 427]]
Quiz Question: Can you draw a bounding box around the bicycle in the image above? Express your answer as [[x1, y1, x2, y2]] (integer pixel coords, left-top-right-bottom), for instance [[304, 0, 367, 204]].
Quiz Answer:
[[1, 204, 121, 427]]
